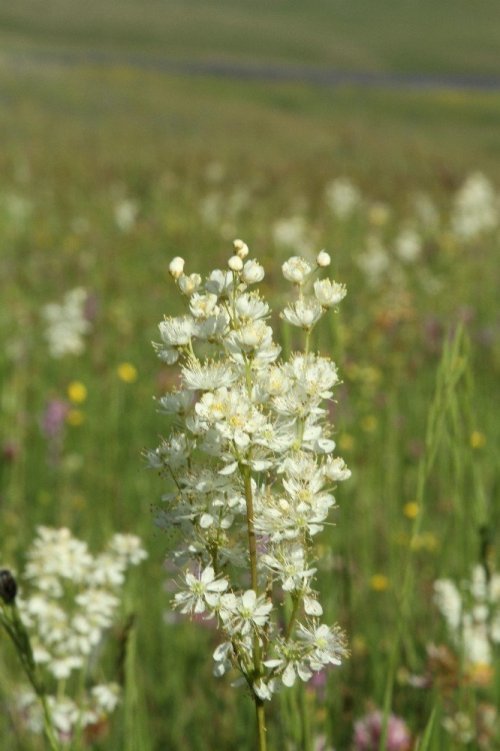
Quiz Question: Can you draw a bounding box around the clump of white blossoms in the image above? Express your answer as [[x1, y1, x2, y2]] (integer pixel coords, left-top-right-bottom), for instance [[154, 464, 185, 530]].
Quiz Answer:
[[42, 288, 92, 358], [450, 172, 499, 241], [434, 564, 500, 668], [149, 240, 350, 726], [11, 527, 147, 741]]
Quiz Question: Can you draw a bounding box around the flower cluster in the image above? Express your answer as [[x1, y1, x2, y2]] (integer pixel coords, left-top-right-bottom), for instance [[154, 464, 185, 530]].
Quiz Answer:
[[14, 527, 147, 739], [434, 564, 500, 668], [42, 288, 92, 358], [150, 241, 350, 701]]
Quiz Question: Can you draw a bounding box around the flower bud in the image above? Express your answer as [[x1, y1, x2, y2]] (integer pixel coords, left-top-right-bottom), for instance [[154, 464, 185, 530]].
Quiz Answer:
[[241, 259, 265, 284], [228, 255, 244, 272], [0, 569, 17, 604], [169, 257, 185, 280], [316, 250, 331, 268], [233, 239, 249, 259]]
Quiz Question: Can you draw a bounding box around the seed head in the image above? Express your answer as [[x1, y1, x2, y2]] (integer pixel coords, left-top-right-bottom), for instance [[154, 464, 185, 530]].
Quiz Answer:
[[0, 569, 17, 604]]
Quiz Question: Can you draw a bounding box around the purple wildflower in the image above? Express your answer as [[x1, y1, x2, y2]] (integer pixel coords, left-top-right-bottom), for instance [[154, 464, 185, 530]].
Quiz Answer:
[[41, 399, 69, 440]]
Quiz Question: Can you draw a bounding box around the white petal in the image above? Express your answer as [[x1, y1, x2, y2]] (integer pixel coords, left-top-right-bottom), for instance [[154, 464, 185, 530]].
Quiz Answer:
[[242, 590, 257, 609], [282, 663, 296, 687], [200, 566, 215, 584]]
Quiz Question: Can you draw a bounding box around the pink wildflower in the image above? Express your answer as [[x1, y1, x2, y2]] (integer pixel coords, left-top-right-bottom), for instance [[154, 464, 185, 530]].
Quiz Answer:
[[354, 710, 411, 751]]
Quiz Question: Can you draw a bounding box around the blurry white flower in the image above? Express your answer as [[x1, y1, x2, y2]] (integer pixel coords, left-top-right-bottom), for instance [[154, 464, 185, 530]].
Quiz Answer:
[[325, 177, 362, 218], [395, 227, 422, 263], [450, 172, 499, 240], [114, 198, 139, 232], [42, 288, 91, 358]]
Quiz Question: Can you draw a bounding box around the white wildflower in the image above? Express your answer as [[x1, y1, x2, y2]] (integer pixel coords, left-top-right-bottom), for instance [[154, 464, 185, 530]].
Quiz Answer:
[[152, 241, 349, 709], [325, 177, 362, 218], [282, 256, 312, 285], [174, 566, 229, 615], [42, 288, 91, 358], [282, 298, 323, 330], [242, 259, 265, 284], [178, 272, 202, 296]]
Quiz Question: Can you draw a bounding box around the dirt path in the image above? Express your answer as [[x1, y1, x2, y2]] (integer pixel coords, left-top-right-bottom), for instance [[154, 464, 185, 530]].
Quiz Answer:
[[6, 48, 500, 93]]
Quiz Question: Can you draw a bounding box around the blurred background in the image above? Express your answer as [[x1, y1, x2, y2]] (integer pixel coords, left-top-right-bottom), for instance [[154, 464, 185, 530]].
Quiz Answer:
[[1, 1, 500, 749]]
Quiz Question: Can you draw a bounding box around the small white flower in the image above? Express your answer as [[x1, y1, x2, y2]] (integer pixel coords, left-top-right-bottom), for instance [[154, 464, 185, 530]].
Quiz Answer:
[[234, 293, 269, 322], [174, 566, 229, 615], [178, 273, 202, 296], [323, 456, 351, 483], [158, 316, 195, 347], [282, 256, 312, 284], [242, 259, 265, 284], [91, 683, 121, 714], [189, 293, 219, 319], [282, 298, 323, 329], [182, 359, 237, 391], [298, 623, 346, 668], [313, 279, 347, 308], [229, 590, 273, 635], [205, 269, 234, 297]]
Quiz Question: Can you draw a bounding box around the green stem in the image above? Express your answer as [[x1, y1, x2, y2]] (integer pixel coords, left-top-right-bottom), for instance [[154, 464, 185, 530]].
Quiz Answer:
[[1, 604, 62, 751], [242, 466, 267, 751], [304, 329, 311, 359], [255, 698, 267, 751], [299, 683, 313, 751], [285, 593, 301, 641], [40, 695, 62, 751]]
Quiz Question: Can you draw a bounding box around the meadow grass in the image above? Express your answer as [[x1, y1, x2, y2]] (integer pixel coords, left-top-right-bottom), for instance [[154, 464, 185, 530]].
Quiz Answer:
[[1, 9, 500, 749]]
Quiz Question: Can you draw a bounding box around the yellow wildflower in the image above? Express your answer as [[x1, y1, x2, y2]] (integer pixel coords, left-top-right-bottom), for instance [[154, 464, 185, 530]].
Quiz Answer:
[[470, 431, 486, 449], [67, 409, 85, 426], [370, 574, 389, 592], [410, 532, 439, 552], [361, 415, 378, 433], [403, 501, 420, 519], [351, 634, 367, 656], [117, 362, 138, 383], [67, 381, 87, 404], [339, 433, 354, 452]]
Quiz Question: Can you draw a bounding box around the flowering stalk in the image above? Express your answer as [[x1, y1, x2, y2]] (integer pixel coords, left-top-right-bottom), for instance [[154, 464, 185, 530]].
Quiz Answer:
[[0, 570, 61, 751], [150, 242, 351, 749]]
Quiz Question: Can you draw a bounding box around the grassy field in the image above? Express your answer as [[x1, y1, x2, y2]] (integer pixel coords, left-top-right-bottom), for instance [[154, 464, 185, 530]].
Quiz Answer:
[[2, 0, 500, 76], [1, 3, 500, 750]]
